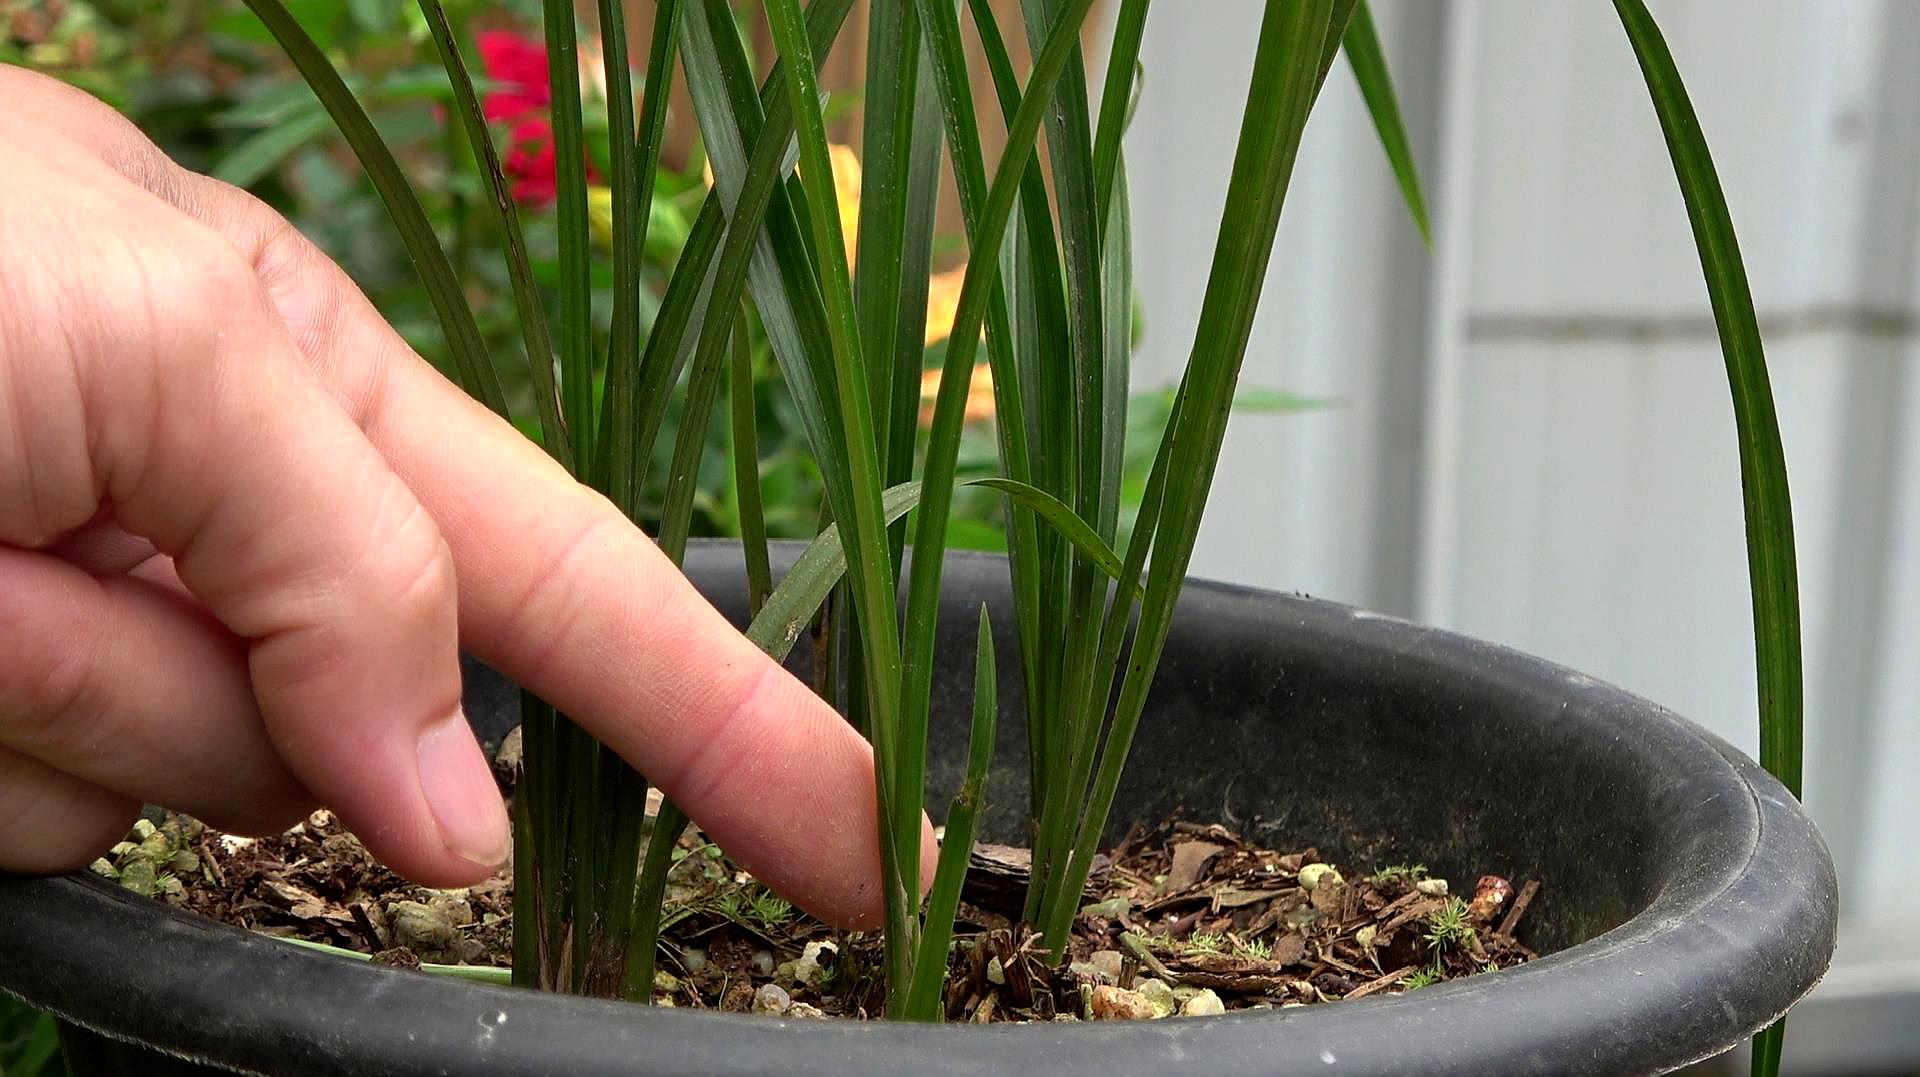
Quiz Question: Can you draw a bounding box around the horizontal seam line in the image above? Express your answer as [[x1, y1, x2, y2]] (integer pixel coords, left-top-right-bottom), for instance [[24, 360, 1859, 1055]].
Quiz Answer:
[[1465, 304, 1918, 344]]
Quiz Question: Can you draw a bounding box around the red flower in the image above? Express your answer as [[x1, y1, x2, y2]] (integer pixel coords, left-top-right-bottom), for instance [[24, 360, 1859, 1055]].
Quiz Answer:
[[476, 30, 550, 122], [503, 118, 559, 204], [476, 29, 572, 205]]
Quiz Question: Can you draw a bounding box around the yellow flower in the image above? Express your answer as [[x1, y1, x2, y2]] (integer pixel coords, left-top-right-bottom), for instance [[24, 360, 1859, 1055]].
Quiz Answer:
[[919, 360, 996, 427], [604, 143, 994, 426], [587, 185, 615, 248], [825, 143, 863, 267], [922, 264, 965, 347]]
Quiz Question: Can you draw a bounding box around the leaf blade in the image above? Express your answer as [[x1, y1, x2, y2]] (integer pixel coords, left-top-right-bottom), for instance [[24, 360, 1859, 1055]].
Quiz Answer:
[[1342, 1, 1431, 246], [1041, 0, 1341, 954], [543, 0, 595, 467], [1613, 5, 1803, 1071], [416, 0, 570, 469], [242, 0, 509, 418], [904, 605, 997, 1020], [731, 313, 774, 615]]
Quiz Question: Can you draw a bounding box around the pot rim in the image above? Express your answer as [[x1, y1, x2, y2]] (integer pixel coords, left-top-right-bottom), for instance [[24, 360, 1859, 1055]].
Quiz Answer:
[[0, 543, 1837, 1076]]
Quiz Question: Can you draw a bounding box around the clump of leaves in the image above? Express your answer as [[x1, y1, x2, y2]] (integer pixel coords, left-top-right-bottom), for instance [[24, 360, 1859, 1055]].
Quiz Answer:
[[1424, 896, 1478, 956], [1372, 863, 1427, 885], [747, 889, 795, 930], [89, 816, 205, 903], [705, 881, 798, 935], [1184, 932, 1226, 955], [1397, 967, 1441, 991], [1235, 937, 1273, 961]]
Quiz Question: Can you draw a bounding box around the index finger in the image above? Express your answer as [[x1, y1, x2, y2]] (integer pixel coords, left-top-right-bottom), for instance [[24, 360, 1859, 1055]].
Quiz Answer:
[[15, 70, 931, 926], [174, 171, 930, 928]]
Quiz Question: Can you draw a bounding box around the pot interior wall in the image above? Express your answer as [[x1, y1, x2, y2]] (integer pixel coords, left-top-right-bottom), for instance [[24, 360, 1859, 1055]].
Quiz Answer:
[[678, 544, 1679, 957]]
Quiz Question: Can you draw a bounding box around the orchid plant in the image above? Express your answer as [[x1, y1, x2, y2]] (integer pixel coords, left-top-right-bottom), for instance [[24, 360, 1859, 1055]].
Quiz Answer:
[[238, 3, 1800, 1069]]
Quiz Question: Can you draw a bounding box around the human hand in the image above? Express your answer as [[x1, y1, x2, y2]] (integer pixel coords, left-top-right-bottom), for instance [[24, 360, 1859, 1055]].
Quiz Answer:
[[0, 66, 929, 927]]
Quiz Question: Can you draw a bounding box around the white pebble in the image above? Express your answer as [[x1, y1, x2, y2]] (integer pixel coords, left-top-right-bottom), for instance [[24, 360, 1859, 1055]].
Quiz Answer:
[[1181, 989, 1226, 1017], [752, 983, 792, 1015]]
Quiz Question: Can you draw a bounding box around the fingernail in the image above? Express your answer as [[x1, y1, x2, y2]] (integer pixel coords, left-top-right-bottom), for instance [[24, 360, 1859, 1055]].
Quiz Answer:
[[416, 711, 510, 869]]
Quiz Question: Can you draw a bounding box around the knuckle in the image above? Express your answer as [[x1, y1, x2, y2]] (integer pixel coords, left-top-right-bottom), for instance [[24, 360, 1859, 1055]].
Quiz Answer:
[[0, 623, 103, 757], [669, 660, 784, 808], [142, 230, 259, 327], [70, 222, 257, 509], [179, 174, 357, 372], [75, 218, 261, 379], [364, 491, 459, 631]]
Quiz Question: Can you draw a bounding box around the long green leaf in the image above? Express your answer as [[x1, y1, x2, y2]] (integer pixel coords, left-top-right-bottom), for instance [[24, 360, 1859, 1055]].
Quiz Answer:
[[530, 0, 605, 991], [854, 2, 933, 487], [1012, 5, 1114, 905], [904, 605, 997, 1020], [1017, 3, 1128, 920], [1316, 0, 1358, 93], [416, 0, 570, 470], [596, 0, 682, 513], [1342, 1, 1430, 246], [1613, 4, 1802, 1073], [633, 62, 851, 1012], [587, 0, 672, 989], [592, 0, 639, 503], [640, 197, 729, 478], [731, 314, 774, 616], [630, 0, 849, 503], [899, 0, 1100, 993], [1018, 0, 1107, 529], [888, 42, 946, 505], [1099, 162, 1133, 528], [1751, 1022, 1786, 1077], [657, 304, 732, 561], [678, 0, 859, 542], [966, 0, 1098, 925], [629, 0, 862, 1003], [543, 0, 594, 467], [1031, 164, 1137, 919], [664, 0, 864, 562], [930, 0, 1077, 922], [1092, 0, 1149, 225], [242, 0, 508, 418], [1611, 0, 1801, 799], [1042, 0, 1339, 955], [762, 0, 913, 1004], [754, 478, 1131, 659]]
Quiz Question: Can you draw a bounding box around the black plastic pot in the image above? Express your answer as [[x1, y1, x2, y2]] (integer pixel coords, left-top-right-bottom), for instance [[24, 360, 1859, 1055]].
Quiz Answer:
[[0, 541, 1836, 1075]]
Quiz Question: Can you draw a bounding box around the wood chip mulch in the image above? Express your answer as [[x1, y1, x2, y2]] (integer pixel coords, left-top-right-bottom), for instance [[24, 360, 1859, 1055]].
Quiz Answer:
[[92, 812, 1537, 1023]]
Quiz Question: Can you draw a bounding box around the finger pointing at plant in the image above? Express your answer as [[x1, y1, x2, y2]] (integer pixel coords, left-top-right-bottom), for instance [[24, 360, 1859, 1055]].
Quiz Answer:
[[0, 66, 928, 928]]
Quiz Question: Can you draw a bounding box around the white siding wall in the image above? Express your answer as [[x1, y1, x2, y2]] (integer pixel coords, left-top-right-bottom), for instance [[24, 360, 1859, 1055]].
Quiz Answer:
[[1115, 0, 1920, 940]]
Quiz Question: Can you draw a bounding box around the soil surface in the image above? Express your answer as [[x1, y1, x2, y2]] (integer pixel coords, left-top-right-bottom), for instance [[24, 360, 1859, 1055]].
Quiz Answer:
[[92, 802, 1538, 1022]]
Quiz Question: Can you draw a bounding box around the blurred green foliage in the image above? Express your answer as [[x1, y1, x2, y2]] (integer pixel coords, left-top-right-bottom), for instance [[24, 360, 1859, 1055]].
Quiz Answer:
[[4, 0, 820, 541], [0, 994, 61, 1077], [4, 0, 1291, 554]]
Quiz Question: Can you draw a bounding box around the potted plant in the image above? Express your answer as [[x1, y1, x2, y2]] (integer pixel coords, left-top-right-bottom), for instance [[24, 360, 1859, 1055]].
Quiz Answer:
[[0, 0, 1836, 1073]]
